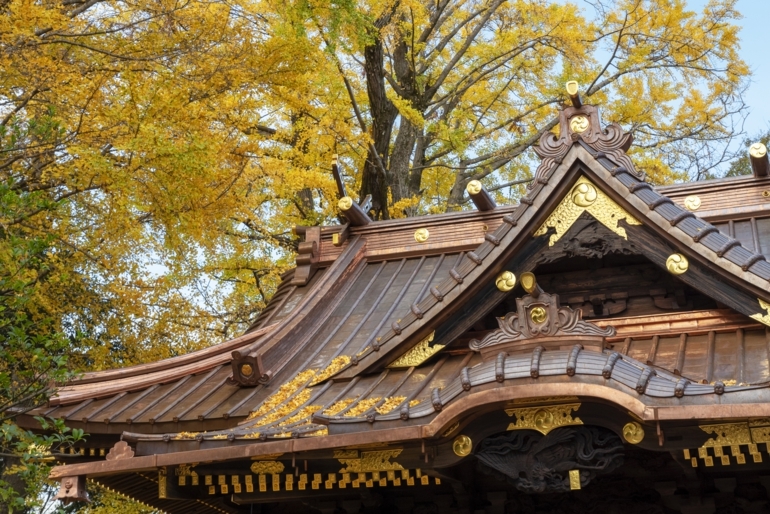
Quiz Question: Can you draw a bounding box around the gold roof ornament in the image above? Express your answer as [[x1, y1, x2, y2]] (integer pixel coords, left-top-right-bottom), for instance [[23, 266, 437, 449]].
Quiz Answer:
[[505, 404, 583, 435], [623, 422, 644, 444], [337, 449, 404, 473], [452, 435, 473, 457], [684, 195, 701, 211], [750, 298, 770, 327], [338, 196, 353, 211], [466, 180, 483, 195], [520, 272, 537, 293], [387, 332, 443, 368], [414, 228, 429, 243], [665, 253, 689, 275], [569, 115, 589, 134], [750, 142, 767, 158], [495, 271, 516, 292], [535, 176, 641, 246], [530, 306, 547, 324], [250, 461, 285, 475]]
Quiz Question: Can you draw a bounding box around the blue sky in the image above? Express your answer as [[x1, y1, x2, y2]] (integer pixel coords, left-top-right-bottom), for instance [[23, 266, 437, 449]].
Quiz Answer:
[[734, 0, 770, 137]]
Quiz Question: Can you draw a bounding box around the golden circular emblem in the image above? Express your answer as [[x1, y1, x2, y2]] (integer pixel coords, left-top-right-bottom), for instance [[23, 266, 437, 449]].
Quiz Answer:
[[530, 306, 547, 324], [571, 182, 597, 207], [496, 271, 516, 292], [623, 421, 644, 444], [665, 253, 689, 275], [240, 363, 253, 376], [466, 180, 483, 195], [683, 195, 701, 211], [452, 435, 473, 457], [338, 196, 353, 211], [750, 142, 767, 158], [414, 228, 429, 243], [534, 408, 555, 433], [569, 115, 589, 134]]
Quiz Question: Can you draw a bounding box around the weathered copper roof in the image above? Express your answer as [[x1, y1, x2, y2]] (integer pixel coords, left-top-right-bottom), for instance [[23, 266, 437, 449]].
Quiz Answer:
[[35, 103, 770, 491]]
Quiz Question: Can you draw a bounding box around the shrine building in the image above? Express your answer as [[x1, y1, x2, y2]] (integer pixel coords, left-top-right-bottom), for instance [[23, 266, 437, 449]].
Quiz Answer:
[[25, 85, 770, 513]]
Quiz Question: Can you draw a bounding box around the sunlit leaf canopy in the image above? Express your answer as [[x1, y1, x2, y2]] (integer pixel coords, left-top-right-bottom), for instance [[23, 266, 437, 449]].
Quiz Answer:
[[0, 0, 748, 369]]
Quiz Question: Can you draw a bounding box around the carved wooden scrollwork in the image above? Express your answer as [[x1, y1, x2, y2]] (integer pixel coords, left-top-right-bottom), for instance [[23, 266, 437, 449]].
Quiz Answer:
[[530, 104, 643, 189], [470, 288, 615, 353], [105, 441, 134, 461], [476, 426, 624, 493]]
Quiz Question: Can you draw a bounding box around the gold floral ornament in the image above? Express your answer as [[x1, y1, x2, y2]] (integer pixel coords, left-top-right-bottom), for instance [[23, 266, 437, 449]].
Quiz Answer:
[[750, 142, 767, 158], [623, 422, 644, 444], [684, 195, 701, 211], [665, 253, 689, 275], [387, 332, 444, 368], [530, 306, 547, 324], [495, 271, 516, 292], [534, 176, 641, 246], [569, 115, 589, 133], [414, 228, 429, 243], [751, 298, 770, 327], [452, 435, 473, 457]]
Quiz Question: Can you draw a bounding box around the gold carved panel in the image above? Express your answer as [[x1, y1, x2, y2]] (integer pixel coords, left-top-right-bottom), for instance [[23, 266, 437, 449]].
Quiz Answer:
[[387, 332, 444, 368], [534, 176, 641, 246], [750, 299, 770, 327], [250, 461, 286, 475], [338, 449, 405, 473], [505, 403, 583, 435], [700, 423, 752, 446]]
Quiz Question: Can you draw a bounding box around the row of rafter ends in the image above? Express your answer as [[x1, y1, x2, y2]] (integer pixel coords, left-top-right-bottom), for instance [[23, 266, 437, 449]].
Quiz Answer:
[[175, 469, 439, 495]]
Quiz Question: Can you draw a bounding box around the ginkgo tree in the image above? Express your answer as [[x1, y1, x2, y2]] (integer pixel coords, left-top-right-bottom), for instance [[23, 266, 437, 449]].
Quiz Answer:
[[0, 0, 752, 508], [291, 0, 748, 218]]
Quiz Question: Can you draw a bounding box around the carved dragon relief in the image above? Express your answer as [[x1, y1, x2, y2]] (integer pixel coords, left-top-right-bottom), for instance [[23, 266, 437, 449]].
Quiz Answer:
[[531, 102, 642, 189], [476, 426, 624, 494], [470, 274, 615, 353]]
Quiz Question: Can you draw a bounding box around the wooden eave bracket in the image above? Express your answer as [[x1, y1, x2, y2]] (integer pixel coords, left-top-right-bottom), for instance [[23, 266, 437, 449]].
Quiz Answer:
[[55, 475, 89, 504], [230, 351, 272, 387], [291, 226, 321, 286]]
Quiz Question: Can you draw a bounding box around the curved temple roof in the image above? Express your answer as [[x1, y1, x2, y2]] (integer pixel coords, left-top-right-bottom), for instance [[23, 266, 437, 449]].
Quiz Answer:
[[37, 101, 770, 489]]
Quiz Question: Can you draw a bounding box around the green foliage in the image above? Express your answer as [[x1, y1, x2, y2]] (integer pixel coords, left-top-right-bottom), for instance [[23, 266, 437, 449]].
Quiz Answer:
[[0, 418, 86, 513], [725, 128, 770, 178]]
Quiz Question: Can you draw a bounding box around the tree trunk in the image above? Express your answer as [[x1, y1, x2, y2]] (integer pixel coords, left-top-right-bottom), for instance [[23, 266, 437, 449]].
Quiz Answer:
[[446, 171, 470, 212], [389, 117, 419, 206], [359, 36, 396, 220]]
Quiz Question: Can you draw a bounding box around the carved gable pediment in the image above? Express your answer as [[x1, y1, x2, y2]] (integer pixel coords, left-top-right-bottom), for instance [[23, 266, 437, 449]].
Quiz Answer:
[[470, 273, 615, 357]]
